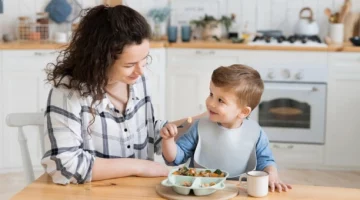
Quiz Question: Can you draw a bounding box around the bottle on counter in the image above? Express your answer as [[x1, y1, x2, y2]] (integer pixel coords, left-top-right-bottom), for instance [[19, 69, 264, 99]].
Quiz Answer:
[[18, 16, 30, 40], [228, 14, 240, 39], [241, 21, 251, 42], [36, 12, 49, 40]]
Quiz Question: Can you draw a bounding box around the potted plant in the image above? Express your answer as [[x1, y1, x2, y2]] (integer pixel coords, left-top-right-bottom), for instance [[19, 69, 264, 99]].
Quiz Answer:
[[148, 6, 171, 40], [190, 14, 235, 41]]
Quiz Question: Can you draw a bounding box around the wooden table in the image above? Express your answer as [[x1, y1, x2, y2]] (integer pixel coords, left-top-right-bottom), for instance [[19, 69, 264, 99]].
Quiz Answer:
[[12, 174, 360, 200]]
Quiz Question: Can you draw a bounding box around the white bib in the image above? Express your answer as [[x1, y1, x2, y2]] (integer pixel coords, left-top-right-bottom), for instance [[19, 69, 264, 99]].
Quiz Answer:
[[194, 118, 260, 178]]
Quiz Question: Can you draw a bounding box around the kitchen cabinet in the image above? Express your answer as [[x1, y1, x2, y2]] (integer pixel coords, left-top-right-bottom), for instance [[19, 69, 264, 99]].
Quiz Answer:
[[147, 48, 167, 164], [270, 143, 324, 169], [0, 50, 57, 172], [0, 52, 2, 171], [166, 49, 244, 121], [147, 48, 166, 120], [325, 52, 360, 169]]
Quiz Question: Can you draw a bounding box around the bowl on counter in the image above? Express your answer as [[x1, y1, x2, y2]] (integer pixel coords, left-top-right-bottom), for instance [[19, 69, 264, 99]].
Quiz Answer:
[[161, 167, 228, 196], [349, 36, 360, 46]]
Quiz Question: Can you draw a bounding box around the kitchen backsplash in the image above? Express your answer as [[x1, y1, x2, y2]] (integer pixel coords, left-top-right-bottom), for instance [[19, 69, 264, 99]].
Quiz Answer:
[[0, 0, 360, 39]]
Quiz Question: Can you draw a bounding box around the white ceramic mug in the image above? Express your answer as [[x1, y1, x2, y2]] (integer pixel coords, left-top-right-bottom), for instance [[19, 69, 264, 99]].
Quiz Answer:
[[329, 23, 344, 44], [239, 171, 269, 197]]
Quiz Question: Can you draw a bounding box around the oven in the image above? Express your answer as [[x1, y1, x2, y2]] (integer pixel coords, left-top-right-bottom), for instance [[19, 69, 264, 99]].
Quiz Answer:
[[250, 59, 328, 144], [251, 82, 326, 144]]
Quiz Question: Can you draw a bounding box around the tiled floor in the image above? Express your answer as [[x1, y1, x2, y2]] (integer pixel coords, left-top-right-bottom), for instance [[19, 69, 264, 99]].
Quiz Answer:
[[1, 169, 360, 200]]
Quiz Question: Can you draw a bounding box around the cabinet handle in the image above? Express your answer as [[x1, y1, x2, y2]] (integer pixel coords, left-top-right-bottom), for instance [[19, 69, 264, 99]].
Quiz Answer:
[[195, 50, 215, 55], [34, 51, 57, 56], [273, 144, 294, 149]]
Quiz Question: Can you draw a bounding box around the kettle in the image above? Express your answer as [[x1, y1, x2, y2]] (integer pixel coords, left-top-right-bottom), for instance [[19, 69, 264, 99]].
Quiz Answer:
[[294, 7, 319, 36]]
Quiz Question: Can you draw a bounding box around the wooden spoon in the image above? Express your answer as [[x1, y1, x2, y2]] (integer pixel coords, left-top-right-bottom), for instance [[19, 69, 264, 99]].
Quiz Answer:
[[324, 8, 332, 19], [330, 12, 340, 23], [339, 0, 351, 23]]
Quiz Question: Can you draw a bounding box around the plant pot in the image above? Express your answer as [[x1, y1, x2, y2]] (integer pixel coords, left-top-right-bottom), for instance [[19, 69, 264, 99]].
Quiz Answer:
[[202, 21, 222, 41]]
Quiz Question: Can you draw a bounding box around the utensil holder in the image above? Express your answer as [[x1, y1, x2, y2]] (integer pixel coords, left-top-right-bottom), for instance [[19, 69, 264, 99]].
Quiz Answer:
[[329, 23, 344, 44]]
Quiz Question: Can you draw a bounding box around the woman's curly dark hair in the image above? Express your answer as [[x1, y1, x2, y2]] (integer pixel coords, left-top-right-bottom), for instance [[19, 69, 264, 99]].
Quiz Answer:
[[46, 5, 151, 110]]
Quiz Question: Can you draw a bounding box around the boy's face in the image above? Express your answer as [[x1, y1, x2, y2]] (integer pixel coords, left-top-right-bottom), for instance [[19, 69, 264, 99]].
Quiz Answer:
[[205, 81, 251, 128]]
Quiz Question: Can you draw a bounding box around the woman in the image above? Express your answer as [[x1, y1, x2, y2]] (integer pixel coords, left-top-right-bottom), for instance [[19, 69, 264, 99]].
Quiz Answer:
[[42, 5, 201, 185]]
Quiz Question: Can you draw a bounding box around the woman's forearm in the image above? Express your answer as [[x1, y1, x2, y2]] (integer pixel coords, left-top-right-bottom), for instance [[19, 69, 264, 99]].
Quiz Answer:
[[162, 138, 178, 163], [92, 158, 142, 181]]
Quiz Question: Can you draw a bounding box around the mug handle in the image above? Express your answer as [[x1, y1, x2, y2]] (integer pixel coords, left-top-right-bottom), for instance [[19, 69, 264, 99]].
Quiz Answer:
[[239, 174, 247, 188]]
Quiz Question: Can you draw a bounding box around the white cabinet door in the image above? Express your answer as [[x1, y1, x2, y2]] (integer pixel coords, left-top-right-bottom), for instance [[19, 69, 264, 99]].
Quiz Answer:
[[166, 49, 241, 121], [147, 48, 166, 120], [166, 67, 208, 121], [325, 53, 360, 168], [0, 51, 3, 170], [1, 50, 58, 171], [270, 143, 324, 168]]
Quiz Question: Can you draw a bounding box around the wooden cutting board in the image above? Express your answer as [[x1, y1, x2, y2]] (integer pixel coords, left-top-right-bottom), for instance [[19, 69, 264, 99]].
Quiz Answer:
[[344, 12, 360, 41], [155, 183, 239, 200]]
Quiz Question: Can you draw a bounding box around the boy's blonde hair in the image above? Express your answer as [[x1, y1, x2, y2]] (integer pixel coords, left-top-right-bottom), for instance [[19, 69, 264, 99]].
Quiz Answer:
[[211, 64, 264, 110]]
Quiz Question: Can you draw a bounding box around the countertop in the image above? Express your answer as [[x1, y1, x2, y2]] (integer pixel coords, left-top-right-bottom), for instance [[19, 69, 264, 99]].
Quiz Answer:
[[0, 41, 166, 50], [12, 174, 360, 200], [166, 40, 360, 52], [0, 40, 359, 52]]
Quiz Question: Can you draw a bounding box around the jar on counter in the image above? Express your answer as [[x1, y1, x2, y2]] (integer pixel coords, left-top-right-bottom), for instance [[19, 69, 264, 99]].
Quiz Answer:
[[18, 16, 30, 40], [36, 12, 49, 40]]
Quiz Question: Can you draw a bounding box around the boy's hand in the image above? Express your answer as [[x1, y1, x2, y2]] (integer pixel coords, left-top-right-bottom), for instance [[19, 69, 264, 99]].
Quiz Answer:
[[160, 123, 178, 140], [264, 166, 292, 192]]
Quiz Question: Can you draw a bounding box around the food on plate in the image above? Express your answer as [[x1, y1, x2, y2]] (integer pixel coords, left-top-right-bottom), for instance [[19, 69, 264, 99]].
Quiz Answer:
[[200, 182, 216, 187], [172, 167, 225, 177], [182, 181, 192, 187]]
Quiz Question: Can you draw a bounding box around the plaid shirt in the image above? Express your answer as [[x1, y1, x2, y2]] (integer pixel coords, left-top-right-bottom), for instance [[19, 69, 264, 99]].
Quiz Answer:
[[41, 76, 166, 185]]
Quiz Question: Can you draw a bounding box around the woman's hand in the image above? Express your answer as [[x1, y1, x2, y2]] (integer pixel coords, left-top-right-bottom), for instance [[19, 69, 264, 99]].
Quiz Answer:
[[136, 160, 169, 177], [160, 123, 178, 140]]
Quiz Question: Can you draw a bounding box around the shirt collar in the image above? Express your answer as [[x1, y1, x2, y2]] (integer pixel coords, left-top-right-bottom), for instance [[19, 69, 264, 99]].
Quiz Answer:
[[96, 84, 138, 115]]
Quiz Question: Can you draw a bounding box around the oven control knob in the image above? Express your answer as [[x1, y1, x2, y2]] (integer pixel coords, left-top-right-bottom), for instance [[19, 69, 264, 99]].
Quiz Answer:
[[295, 72, 304, 80], [282, 69, 291, 79], [267, 71, 275, 79]]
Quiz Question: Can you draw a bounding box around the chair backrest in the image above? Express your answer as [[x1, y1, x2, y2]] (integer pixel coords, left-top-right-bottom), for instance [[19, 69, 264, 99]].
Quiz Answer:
[[6, 112, 44, 185]]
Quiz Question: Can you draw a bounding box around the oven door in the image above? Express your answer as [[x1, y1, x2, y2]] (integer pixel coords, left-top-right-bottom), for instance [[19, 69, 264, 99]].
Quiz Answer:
[[251, 82, 326, 144]]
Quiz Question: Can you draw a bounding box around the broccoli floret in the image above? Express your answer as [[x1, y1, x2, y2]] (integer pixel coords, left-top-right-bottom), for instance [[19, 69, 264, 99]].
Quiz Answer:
[[205, 170, 211, 173], [214, 169, 222, 175]]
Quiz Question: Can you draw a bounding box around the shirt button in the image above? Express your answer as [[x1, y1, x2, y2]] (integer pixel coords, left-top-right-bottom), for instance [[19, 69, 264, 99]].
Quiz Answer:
[[127, 145, 131, 149], [124, 128, 127, 132]]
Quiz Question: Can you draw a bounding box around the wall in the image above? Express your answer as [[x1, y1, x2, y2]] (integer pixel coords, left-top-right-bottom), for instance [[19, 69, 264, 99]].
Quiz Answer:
[[0, 0, 360, 40]]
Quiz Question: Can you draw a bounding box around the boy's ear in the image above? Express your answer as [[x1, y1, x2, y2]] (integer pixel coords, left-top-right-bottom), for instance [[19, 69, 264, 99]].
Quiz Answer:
[[238, 106, 252, 119]]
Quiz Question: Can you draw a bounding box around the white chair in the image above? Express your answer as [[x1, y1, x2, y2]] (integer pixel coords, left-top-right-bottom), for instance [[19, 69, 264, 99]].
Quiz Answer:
[[6, 112, 44, 185]]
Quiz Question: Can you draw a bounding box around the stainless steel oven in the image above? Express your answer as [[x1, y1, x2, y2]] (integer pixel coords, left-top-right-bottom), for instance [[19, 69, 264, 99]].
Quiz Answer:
[[251, 82, 326, 144], [250, 60, 327, 144]]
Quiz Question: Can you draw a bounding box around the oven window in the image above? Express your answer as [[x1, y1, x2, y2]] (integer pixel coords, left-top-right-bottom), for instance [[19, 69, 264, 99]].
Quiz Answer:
[[258, 98, 310, 128]]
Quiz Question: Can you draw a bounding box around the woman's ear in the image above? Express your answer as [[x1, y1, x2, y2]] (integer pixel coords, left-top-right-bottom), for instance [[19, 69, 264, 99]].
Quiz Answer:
[[238, 106, 252, 119]]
